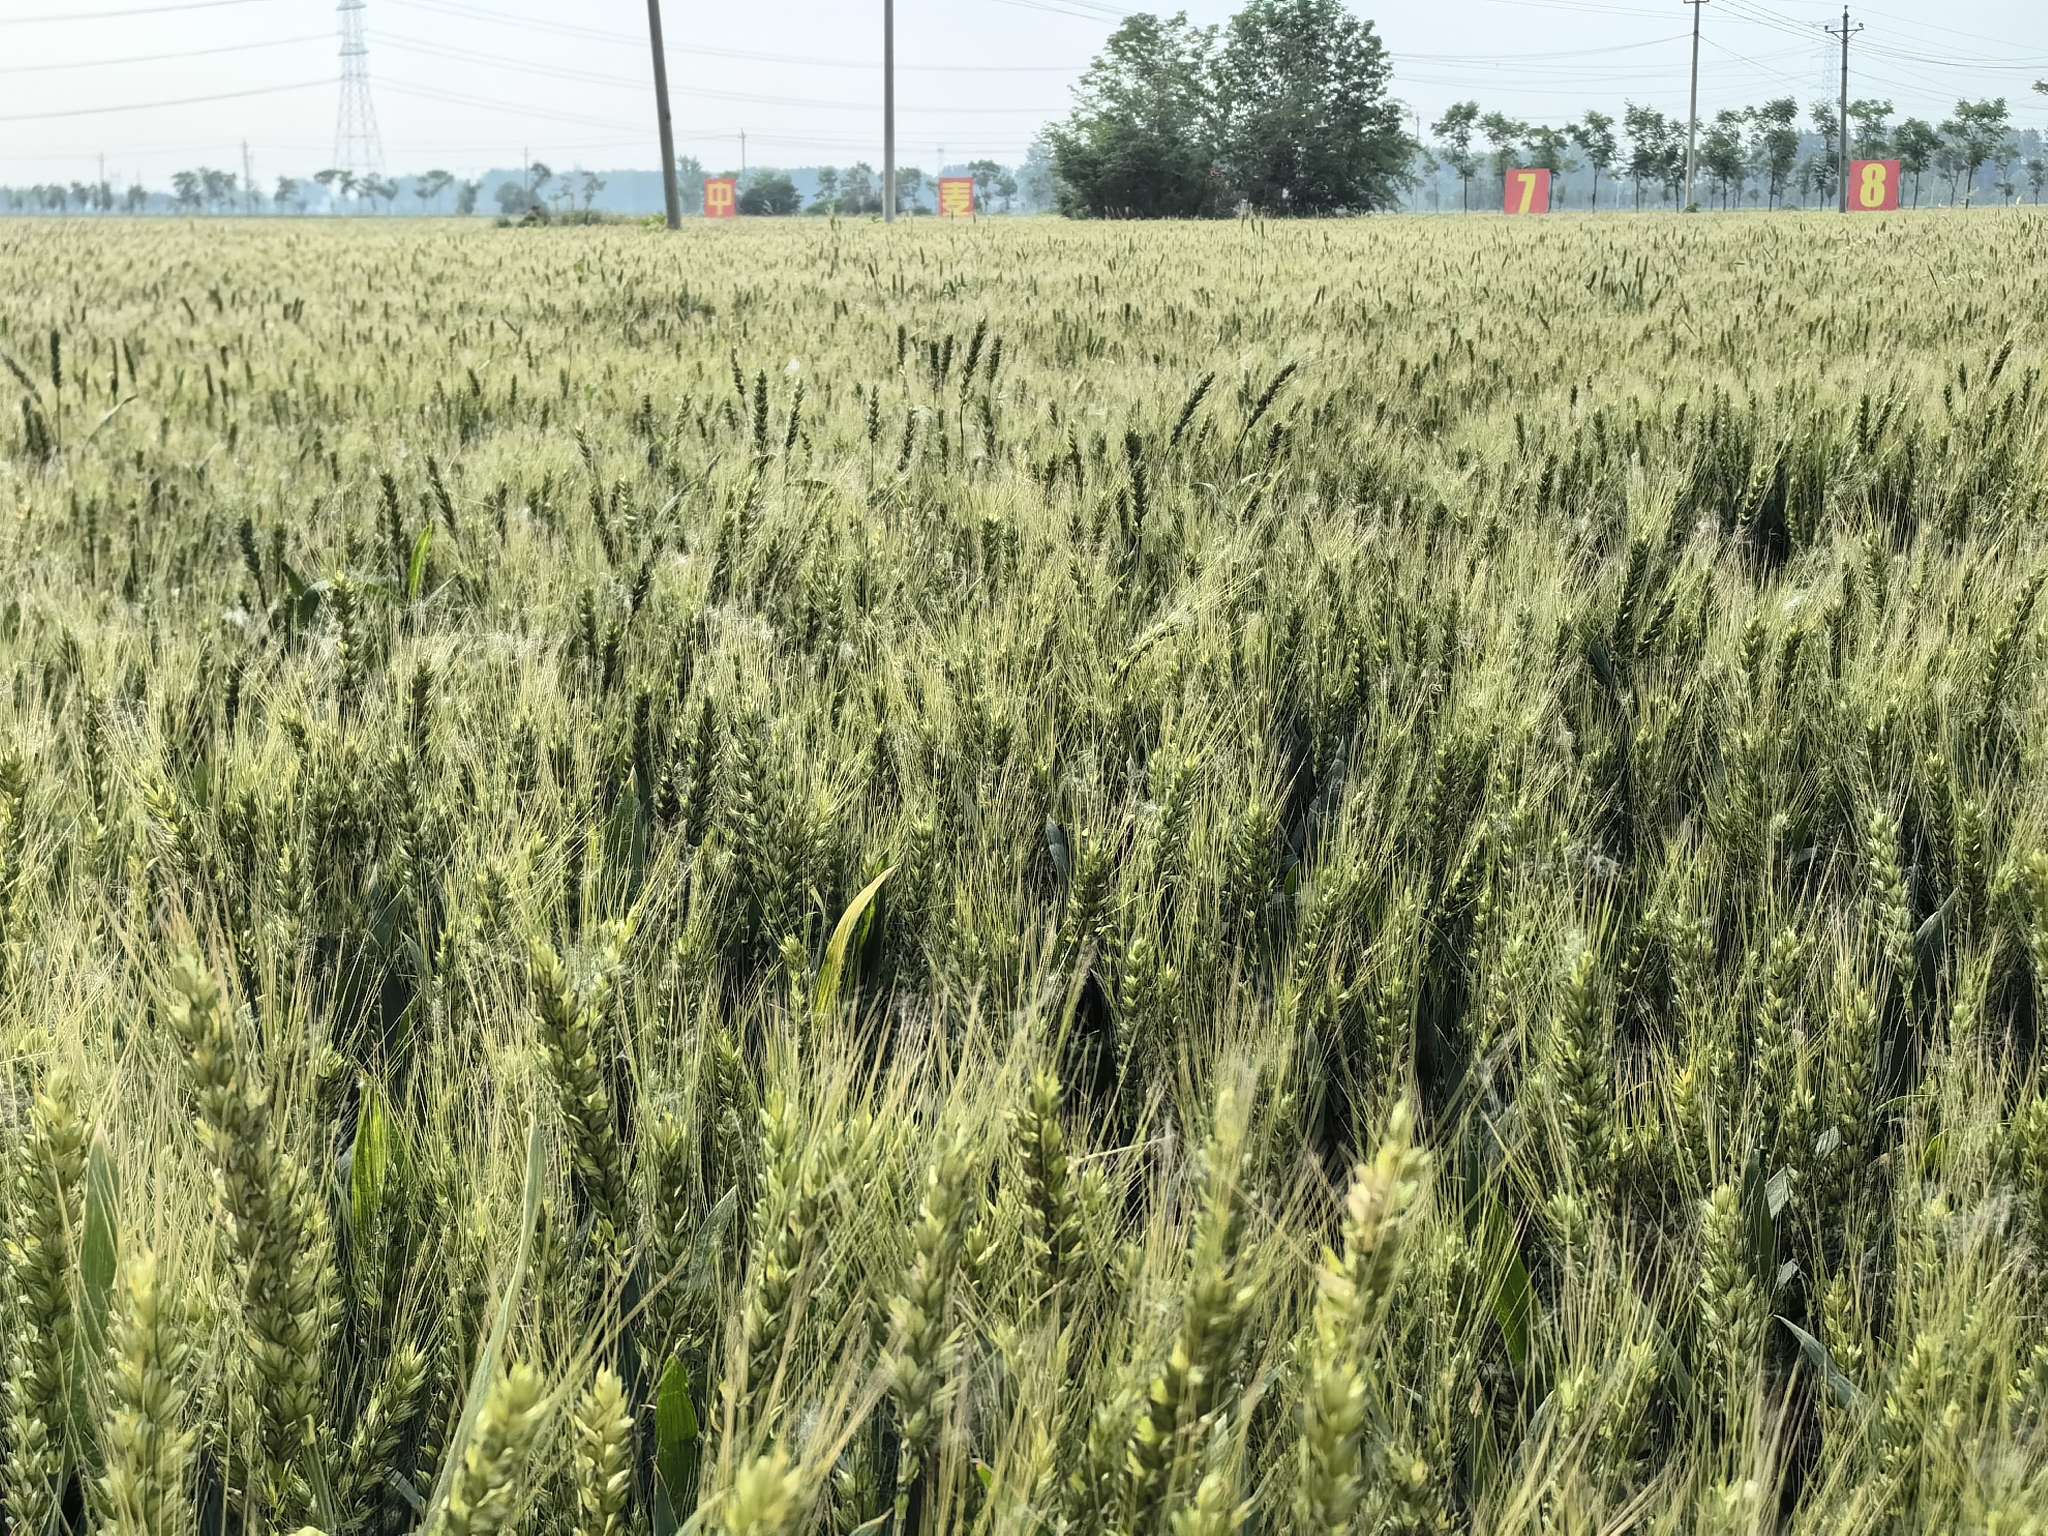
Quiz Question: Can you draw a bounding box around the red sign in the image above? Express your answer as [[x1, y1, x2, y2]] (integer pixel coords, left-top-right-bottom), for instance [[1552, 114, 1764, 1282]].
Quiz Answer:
[[1848, 159, 1901, 212], [937, 177, 975, 218], [704, 177, 738, 219], [1504, 168, 1551, 216]]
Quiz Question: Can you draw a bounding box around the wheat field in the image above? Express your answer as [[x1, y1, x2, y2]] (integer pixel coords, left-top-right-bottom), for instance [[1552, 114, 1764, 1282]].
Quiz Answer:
[[3, 210, 2048, 1535]]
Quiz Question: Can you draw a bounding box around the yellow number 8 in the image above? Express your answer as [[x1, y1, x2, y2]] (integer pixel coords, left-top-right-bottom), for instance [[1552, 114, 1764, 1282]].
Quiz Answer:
[[1859, 162, 1888, 208]]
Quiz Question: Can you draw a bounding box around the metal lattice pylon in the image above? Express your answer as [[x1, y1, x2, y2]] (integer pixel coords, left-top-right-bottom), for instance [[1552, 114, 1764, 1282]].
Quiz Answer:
[[334, 0, 384, 178]]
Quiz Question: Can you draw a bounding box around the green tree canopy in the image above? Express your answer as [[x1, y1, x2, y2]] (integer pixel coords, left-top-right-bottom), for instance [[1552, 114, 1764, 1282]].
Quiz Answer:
[[1047, 12, 1223, 217], [1569, 110, 1617, 210], [1432, 101, 1482, 210], [1216, 0, 1409, 213]]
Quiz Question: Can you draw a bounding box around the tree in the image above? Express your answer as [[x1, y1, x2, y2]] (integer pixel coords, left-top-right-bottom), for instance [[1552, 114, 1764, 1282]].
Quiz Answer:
[[1215, 0, 1408, 213], [840, 162, 879, 214], [1702, 110, 1747, 209], [1995, 154, 2019, 205], [417, 168, 453, 212], [1893, 118, 1939, 206], [996, 169, 1019, 212], [1432, 101, 1481, 211], [455, 179, 482, 216], [202, 167, 234, 212], [1946, 98, 2012, 208], [493, 179, 532, 218], [274, 176, 303, 213], [673, 155, 706, 214], [896, 166, 927, 213], [1848, 98, 1893, 159], [1749, 98, 1800, 210], [738, 171, 801, 215], [2030, 157, 2047, 204], [1478, 112, 1526, 203], [528, 161, 554, 207], [1806, 99, 1841, 207], [1935, 130, 1967, 204], [1524, 125, 1574, 205], [1047, 12, 1224, 218], [967, 158, 1005, 211], [1623, 103, 1677, 210], [1018, 138, 1058, 212], [124, 183, 148, 214], [359, 174, 397, 213], [1569, 110, 1616, 211], [171, 170, 202, 212], [810, 166, 841, 213], [577, 171, 606, 211], [312, 167, 344, 211]]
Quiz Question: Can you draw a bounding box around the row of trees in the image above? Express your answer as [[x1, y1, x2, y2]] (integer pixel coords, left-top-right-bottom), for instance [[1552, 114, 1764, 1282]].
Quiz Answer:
[[732, 157, 1043, 216], [1431, 93, 2043, 212], [0, 180, 146, 215], [2, 155, 1056, 220], [1045, 0, 1410, 216]]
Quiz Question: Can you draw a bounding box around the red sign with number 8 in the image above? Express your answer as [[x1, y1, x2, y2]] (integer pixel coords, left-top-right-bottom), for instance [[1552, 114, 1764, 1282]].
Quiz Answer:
[[1848, 159, 1901, 213], [1504, 168, 1551, 216]]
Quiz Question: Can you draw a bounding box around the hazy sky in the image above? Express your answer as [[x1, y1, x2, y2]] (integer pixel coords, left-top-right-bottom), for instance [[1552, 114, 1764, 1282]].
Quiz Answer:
[[2, 0, 2043, 187]]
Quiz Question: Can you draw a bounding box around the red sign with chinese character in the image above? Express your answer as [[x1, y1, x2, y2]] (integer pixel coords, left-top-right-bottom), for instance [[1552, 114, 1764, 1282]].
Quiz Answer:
[[938, 177, 975, 218]]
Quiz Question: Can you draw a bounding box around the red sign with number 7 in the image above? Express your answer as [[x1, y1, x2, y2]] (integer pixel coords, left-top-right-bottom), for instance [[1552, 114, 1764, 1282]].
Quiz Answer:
[[1505, 168, 1551, 216]]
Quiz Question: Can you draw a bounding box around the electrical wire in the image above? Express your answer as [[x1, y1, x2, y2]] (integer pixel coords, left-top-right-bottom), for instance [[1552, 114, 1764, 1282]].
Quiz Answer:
[[0, 0, 275, 22], [0, 78, 331, 122], [376, 35, 1060, 114], [387, 0, 1081, 74], [0, 33, 325, 72]]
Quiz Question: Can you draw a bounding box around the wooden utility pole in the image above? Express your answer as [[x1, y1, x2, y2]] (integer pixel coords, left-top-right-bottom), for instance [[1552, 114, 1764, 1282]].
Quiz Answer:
[[884, 0, 897, 223], [1827, 7, 1863, 213], [1682, 0, 1708, 210], [645, 0, 682, 228]]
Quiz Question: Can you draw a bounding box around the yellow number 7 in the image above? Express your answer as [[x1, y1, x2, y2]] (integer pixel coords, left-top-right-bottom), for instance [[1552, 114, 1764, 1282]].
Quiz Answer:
[[1513, 173, 1536, 215]]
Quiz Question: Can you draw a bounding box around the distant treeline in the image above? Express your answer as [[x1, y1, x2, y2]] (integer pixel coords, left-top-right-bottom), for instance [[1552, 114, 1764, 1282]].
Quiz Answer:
[[0, 155, 1058, 219]]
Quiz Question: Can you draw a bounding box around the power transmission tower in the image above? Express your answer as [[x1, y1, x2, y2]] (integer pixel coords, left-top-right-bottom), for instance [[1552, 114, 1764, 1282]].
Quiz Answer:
[[1682, 0, 1708, 210], [242, 141, 257, 215], [644, 0, 681, 228], [1827, 7, 1862, 212], [884, 0, 897, 223], [334, 0, 384, 179]]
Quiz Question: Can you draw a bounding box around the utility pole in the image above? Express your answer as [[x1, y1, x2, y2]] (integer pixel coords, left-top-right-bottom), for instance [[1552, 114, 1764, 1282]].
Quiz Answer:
[[884, 0, 897, 223], [644, 0, 681, 228], [1682, 0, 1708, 210], [242, 141, 256, 215], [740, 131, 747, 179], [1827, 6, 1862, 212]]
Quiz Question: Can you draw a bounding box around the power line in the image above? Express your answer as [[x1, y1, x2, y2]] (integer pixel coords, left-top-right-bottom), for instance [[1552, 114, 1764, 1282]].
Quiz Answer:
[[376, 36, 1057, 113], [0, 79, 331, 123], [0, 34, 325, 73], [387, 0, 1082, 73], [0, 0, 275, 22], [987, 0, 1131, 21]]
